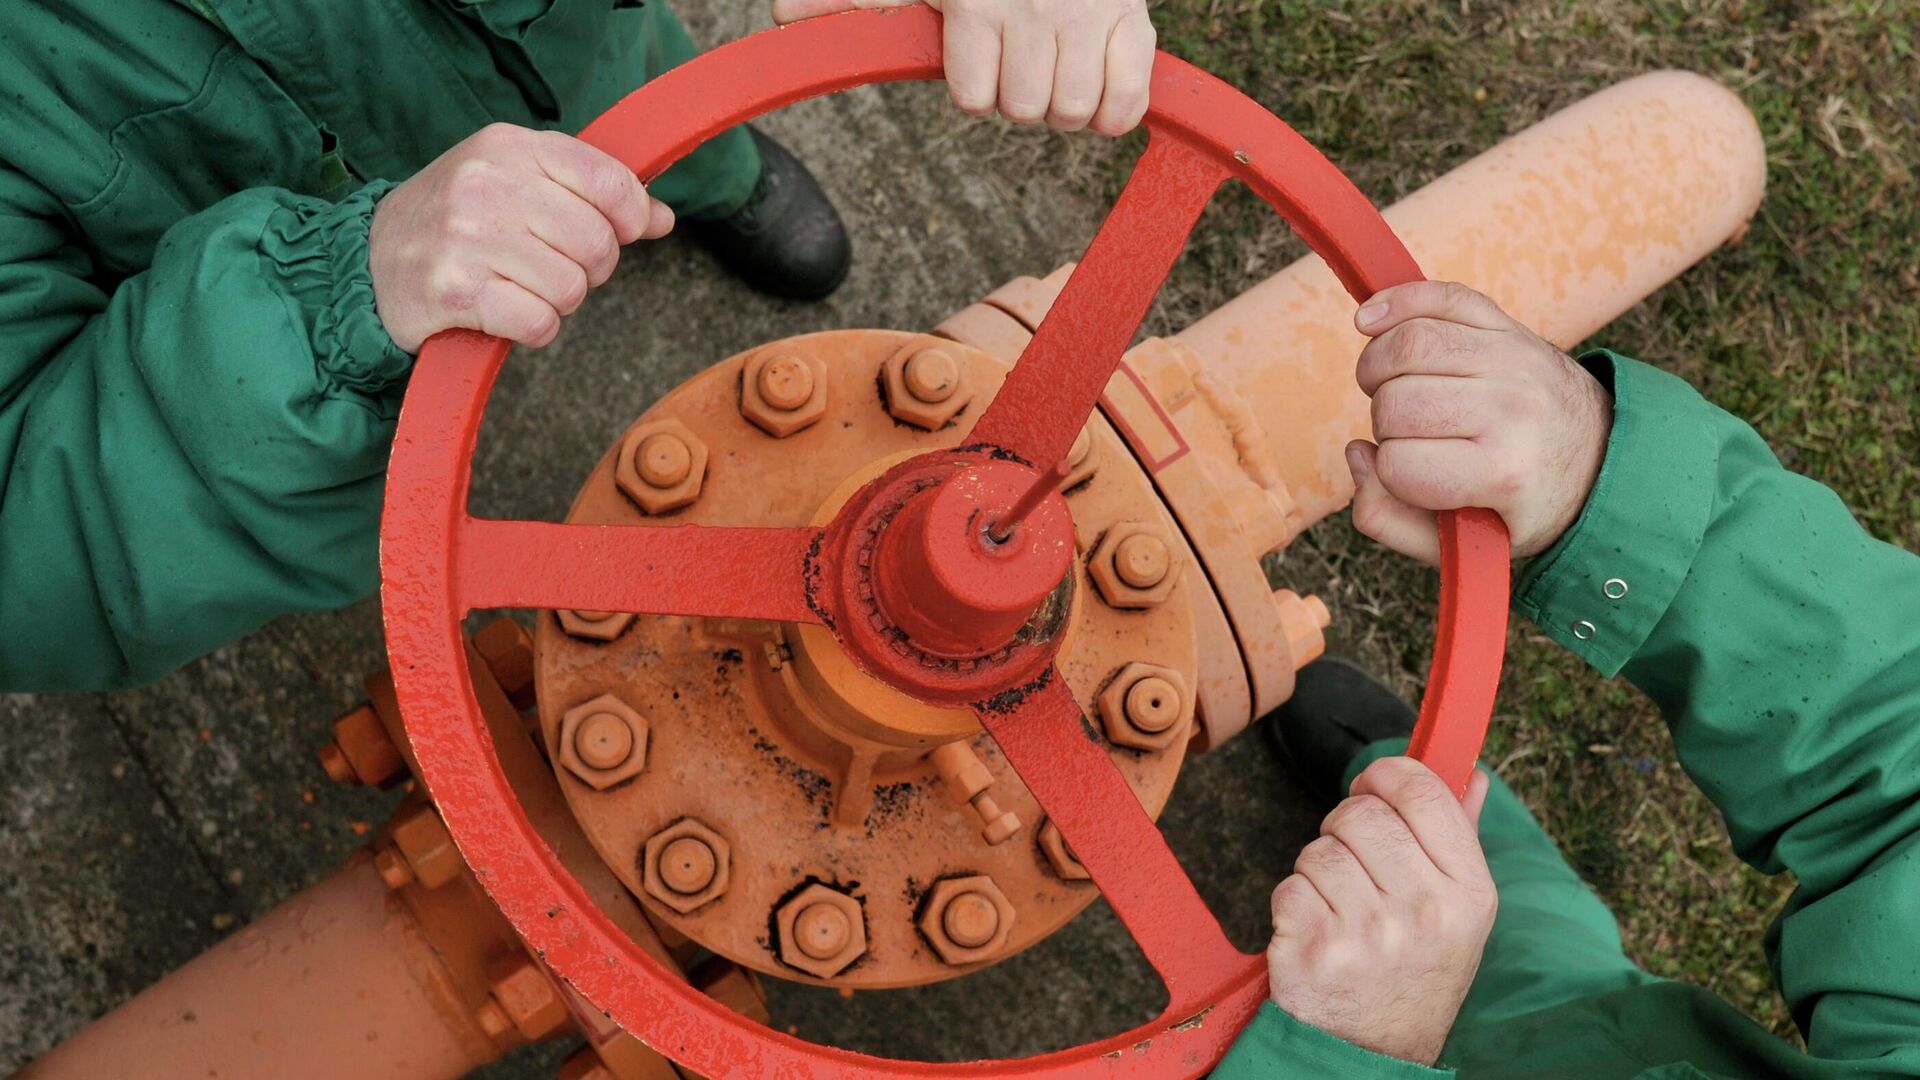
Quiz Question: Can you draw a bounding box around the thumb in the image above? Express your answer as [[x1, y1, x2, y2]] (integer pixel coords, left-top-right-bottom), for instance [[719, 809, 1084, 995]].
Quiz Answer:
[[1462, 769, 1491, 829], [772, 0, 920, 24], [1347, 440, 1441, 564]]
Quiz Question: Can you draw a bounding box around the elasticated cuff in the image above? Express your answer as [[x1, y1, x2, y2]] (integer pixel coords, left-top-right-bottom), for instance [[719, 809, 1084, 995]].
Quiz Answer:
[[265, 179, 412, 395], [1513, 351, 1719, 677], [1214, 1002, 1457, 1079]]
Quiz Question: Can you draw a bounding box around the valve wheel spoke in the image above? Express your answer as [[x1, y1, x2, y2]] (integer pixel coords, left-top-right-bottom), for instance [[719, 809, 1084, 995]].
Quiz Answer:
[[973, 669, 1252, 1017], [966, 133, 1228, 470], [455, 518, 822, 625]]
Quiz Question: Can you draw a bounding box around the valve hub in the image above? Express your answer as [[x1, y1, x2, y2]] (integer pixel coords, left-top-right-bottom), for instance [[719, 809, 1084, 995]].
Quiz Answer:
[[533, 330, 1202, 988]]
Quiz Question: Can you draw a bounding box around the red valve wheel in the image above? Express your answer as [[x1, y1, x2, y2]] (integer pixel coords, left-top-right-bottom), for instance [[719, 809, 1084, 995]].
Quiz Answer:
[[381, 9, 1509, 1077]]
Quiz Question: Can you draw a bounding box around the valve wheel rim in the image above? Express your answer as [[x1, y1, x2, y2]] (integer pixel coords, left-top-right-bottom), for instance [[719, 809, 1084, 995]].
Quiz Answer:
[[380, 9, 1511, 1077]]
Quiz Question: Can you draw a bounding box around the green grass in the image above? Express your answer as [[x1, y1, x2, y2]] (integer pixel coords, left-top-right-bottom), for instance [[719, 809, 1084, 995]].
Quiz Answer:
[[1136, 0, 1917, 1039]]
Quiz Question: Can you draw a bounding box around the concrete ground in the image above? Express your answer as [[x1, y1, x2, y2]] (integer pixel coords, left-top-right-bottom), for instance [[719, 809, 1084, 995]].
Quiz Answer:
[[0, 8, 1325, 1074]]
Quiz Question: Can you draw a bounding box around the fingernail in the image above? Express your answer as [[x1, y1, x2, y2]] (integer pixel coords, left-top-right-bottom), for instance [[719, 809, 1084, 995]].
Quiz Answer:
[[1345, 443, 1371, 483], [1356, 301, 1390, 329]]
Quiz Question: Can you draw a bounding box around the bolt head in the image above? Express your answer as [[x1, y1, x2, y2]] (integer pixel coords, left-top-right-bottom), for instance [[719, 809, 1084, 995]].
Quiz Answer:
[[1060, 426, 1099, 490], [1113, 532, 1171, 589], [372, 847, 415, 890], [615, 418, 708, 514], [316, 740, 355, 784], [794, 903, 851, 958], [774, 883, 866, 979], [389, 802, 463, 889], [1274, 589, 1332, 671], [557, 694, 649, 790], [489, 959, 568, 1040], [556, 609, 635, 642], [902, 348, 960, 403], [919, 875, 1017, 966], [1097, 663, 1193, 751], [574, 712, 635, 770], [757, 354, 817, 411], [1089, 522, 1183, 608], [1124, 676, 1183, 733], [742, 349, 828, 437], [941, 891, 1000, 947], [883, 339, 973, 430], [641, 819, 731, 914], [473, 1000, 513, 1040], [636, 432, 692, 487], [1037, 818, 1091, 881]]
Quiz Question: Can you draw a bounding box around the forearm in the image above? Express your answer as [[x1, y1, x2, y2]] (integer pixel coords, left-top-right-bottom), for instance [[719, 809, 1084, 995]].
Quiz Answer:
[[0, 181, 410, 690], [1514, 351, 1920, 1060]]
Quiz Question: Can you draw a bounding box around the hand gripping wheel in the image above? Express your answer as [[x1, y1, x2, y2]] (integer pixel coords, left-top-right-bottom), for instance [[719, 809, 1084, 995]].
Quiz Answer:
[[380, 9, 1510, 1076]]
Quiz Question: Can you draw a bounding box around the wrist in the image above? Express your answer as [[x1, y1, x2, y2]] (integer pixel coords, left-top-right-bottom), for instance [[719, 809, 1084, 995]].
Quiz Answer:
[[1533, 355, 1615, 556]]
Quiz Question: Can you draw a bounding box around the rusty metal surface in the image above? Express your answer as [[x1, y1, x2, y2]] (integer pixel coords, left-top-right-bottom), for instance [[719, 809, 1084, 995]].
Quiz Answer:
[[535, 330, 1200, 991]]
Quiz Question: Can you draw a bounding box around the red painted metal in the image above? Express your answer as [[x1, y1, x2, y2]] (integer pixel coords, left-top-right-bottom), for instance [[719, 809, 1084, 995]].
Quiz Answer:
[[871, 460, 1073, 658], [967, 135, 1226, 472], [456, 518, 821, 623], [813, 449, 1068, 706], [381, 8, 1510, 1077]]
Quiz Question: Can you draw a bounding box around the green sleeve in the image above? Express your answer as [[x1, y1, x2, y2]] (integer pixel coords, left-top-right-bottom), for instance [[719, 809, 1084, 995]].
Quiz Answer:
[[1214, 1003, 1456, 1078], [1515, 352, 1920, 1070], [0, 170, 410, 690]]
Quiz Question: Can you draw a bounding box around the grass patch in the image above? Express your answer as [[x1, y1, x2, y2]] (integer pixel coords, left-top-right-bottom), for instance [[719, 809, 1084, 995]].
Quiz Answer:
[[1010, 0, 1912, 1040]]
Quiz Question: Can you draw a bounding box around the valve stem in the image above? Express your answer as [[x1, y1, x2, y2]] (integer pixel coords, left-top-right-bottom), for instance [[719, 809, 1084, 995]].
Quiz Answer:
[[988, 460, 1071, 544]]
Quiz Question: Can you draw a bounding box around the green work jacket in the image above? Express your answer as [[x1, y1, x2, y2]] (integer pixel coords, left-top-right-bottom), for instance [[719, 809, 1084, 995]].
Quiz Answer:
[[0, 0, 750, 690], [1218, 353, 1920, 1078]]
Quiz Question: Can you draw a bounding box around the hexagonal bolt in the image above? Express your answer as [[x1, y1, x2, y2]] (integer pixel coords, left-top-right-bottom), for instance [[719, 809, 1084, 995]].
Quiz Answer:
[[741, 349, 828, 437], [556, 609, 634, 642], [883, 342, 973, 430], [1274, 589, 1332, 670], [316, 703, 404, 788], [472, 999, 513, 1041], [774, 883, 866, 979], [1089, 522, 1183, 609], [372, 847, 415, 891], [1037, 818, 1091, 881], [615, 418, 708, 514], [903, 348, 960, 403], [382, 802, 464, 890], [641, 819, 732, 914], [472, 618, 537, 709], [487, 957, 569, 1041], [557, 693, 649, 790], [1060, 426, 1099, 491], [1097, 663, 1194, 752], [918, 875, 1017, 966]]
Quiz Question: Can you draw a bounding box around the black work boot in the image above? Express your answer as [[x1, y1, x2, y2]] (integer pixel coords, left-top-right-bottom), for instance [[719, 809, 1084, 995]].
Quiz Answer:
[[689, 126, 851, 302], [1264, 657, 1417, 807]]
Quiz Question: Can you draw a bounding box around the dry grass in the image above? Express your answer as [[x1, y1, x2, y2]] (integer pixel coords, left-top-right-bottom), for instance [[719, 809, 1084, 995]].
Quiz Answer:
[[976, 0, 1916, 1039]]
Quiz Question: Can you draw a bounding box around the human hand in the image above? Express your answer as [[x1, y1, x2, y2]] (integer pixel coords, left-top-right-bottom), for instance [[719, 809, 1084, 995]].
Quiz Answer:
[[770, 0, 1155, 134], [1267, 757, 1497, 1066], [1346, 281, 1614, 563], [368, 123, 674, 352]]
